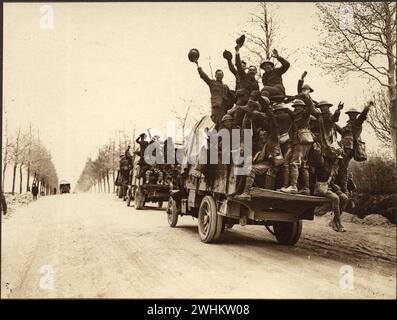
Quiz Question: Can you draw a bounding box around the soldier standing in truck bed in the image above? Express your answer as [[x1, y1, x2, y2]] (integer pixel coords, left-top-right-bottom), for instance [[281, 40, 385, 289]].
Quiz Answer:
[[223, 49, 247, 91], [194, 61, 235, 127], [260, 49, 290, 99], [234, 44, 259, 101], [235, 96, 284, 200]]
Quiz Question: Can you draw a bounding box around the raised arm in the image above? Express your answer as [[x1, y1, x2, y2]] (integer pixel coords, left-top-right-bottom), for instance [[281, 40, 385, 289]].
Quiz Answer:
[[332, 102, 343, 123], [259, 96, 279, 138], [234, 47, 246, 78], [357, 102, 372, 126], [272, 49, 290, 75], [297, 79, 304, 94], [197, 64, 212, 87], [276, 56, 290, 74], [297, 71, 307, 94], [227, 59, 237, 76]]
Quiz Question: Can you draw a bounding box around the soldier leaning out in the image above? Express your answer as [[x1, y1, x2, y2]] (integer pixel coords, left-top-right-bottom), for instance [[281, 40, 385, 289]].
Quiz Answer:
[[336, 101, 373, 193]]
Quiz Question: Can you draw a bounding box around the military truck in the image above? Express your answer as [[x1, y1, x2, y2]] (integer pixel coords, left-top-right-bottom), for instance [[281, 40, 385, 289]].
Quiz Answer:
[[59, 180, 71, 194], [166, 116, 329, 245]]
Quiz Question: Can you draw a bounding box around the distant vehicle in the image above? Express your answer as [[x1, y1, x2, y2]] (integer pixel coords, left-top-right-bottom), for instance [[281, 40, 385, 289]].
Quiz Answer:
[[59, 180, 71, 194]]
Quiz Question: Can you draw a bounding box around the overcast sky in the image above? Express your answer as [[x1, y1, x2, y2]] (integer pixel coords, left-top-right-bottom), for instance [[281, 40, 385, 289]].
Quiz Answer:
[[3, 2, 382, 186]]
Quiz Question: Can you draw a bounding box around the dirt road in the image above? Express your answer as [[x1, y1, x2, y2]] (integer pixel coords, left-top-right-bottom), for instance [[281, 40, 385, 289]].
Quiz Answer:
[[1, 193, 395, 298]]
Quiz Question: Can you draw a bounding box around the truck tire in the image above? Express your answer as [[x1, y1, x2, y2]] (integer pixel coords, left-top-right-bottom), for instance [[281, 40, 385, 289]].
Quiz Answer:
[[166, 196, 179, 227], [273, 220, 302, 245], [198, 195, 223, 243]]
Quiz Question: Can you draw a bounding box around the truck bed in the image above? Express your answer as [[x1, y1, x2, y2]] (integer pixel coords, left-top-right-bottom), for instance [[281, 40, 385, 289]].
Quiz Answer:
[[227, 187, 330, 221], [248, 187, 328, 204]]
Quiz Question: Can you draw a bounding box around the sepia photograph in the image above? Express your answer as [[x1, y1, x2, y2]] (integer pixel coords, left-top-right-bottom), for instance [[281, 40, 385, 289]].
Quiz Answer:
[[1, 1, 396, 305]]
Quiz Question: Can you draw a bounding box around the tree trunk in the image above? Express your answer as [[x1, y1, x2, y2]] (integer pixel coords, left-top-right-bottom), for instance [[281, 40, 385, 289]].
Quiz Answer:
[[384, 3, 397, 156], [112, 171, 116, 193], [103, 175, 106, 193], [106, 171, 110, 193], [11, 164, 17, 195], [26, 163, 31, 192], [19, 164, 23, 194], [2, 163, 7, 192]]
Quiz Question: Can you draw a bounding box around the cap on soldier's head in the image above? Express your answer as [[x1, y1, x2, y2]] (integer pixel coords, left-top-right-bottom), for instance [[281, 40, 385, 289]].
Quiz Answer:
[[345, 107, 360, 114], [260, 60, 275, 69], [317, 100, 333, 108], [221, 114, 233, 122], [302, 84, 314, 93], [292, 99, 305, 107]]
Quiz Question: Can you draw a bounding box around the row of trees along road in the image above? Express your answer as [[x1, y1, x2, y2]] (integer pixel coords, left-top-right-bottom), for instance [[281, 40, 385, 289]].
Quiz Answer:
[[2, 123, 59, 195], [75, 129, 135, 193]]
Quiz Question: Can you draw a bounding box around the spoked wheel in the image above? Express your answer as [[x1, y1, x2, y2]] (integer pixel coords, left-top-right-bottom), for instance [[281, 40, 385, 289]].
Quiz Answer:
[[158, 201, 163, 209], [198, 195, 223, 243], [166, 196, 179, 227], [272, 220, 302, 245], [134, 187, 145, 210]]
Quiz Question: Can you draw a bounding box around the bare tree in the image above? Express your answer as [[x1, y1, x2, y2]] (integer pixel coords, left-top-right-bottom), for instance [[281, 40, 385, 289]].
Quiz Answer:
[[2, 119, 11, 191], [367, 90, 392, 146], [312, 2, 397, 153], [242, 2, 277, 62], [25, 123, 34, 192], [172, 103, 191, 144], [9, 128, 23, 195]]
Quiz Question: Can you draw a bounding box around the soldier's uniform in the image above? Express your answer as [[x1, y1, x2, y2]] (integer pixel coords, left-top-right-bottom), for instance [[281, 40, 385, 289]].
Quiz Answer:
[[227, 88, 249, 127], [197, 67, 235, 126], [283, 95, 317, 194], [235, 97, 284, 200], [313, 153, 347, 232], [337, 105, 370, 193], [314, 100, 342, 156], [272, 104, 294, 190], [260, 56, 290, 98], [235, 52, 259, 101]]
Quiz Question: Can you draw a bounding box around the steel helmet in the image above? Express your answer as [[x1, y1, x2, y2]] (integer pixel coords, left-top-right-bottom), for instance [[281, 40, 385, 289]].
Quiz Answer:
[[345, 107, 360, 114], [221, 114, 233, 122]]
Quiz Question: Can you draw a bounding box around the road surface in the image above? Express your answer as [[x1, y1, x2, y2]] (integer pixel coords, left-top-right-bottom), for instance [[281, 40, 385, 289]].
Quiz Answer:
[[1, 193, 396, 298]]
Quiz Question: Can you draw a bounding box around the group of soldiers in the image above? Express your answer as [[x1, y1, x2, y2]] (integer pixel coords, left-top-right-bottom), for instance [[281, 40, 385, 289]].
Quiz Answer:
[[116, 134, 182, 197], [191, 35, 371, 232]]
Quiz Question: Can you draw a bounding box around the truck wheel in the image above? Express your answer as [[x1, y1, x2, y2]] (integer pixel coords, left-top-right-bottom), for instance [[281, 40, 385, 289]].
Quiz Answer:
[[273, 221, 302, 245], [198, 195, 223, 243], [158, 201, 163, 209], [134, 188, 145, 210], [166, 197, 179, 227]]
